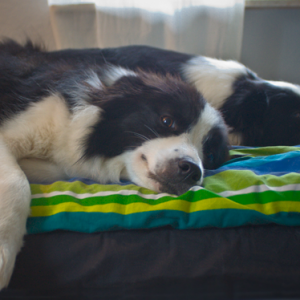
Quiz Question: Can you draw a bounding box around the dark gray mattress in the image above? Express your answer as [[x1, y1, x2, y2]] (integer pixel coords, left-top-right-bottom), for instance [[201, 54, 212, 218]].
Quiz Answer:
[[1, 225, 300, 299]]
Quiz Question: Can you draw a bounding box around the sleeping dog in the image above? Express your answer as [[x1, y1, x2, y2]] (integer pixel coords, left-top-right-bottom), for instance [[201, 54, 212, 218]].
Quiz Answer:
[[0, 40, 228, 288], [39, 45, 300, 146]]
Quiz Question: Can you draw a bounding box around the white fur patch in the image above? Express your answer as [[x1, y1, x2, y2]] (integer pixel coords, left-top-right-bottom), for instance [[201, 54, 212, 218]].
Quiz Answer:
[[1, 95, 102, 179], [102, 65, 137, 86], [124, 134, 203, 193], [189, 103, 224, 159], [59, 70, 104, 107], [183, 56, 248, 108], [0, 138, 31, 289], [0, 94, 134, 186], [85, 70, 103, 90], [18, 158, 69, 183]]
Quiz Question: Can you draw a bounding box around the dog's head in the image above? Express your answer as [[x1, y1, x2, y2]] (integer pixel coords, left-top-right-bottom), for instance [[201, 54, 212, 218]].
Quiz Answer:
[[220, 72, 300, 146], [85, 68, 228, 195]]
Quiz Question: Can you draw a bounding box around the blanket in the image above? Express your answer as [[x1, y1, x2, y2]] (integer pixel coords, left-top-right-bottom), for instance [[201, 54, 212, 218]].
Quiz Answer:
[[27, 146, 300, 234]]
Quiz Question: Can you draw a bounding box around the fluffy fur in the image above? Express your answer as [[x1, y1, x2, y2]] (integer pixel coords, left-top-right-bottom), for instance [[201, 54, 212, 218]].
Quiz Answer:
[[0, 40, 228, 288], [40, 44, 300, 147]]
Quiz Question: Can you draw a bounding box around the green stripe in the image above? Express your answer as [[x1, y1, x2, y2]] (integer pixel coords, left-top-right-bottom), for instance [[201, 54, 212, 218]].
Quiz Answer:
[[30, 181, 156, 195], [30, 188, 222, 206], [229, 146, 300, 157], [228, 190, 300, 205], [204, 171, 300, 194], [29, 190, 300, 221]]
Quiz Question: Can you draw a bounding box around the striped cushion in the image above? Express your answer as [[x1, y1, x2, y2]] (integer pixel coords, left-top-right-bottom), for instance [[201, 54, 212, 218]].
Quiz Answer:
[[27, 146, 300, 234]]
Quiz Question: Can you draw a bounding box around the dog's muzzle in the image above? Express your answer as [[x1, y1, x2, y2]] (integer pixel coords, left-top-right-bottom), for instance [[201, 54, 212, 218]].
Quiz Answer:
[[150, 157, 202, 195]]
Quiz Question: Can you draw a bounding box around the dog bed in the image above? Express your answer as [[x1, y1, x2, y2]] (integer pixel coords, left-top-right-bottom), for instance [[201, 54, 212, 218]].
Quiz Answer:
[[3, 146, 300, 299]]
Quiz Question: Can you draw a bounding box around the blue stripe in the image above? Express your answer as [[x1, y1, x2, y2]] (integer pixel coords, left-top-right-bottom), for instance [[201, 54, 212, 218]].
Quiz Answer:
[[206, 151, 300, 177]]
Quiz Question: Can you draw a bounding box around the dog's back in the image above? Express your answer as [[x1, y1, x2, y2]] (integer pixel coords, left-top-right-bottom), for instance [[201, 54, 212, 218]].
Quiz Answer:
[[36, 43, 300, 147]]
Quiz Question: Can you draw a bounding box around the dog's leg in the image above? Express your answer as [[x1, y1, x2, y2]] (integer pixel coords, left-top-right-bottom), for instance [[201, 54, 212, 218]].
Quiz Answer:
[[19, 158, 69, 183], [0, 138, 31, 289]]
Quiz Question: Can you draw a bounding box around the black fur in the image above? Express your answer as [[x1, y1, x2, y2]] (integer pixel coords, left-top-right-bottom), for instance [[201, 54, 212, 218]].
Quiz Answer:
[[0, 41, 233, 286], [94, 45, 300, 147], [0, 40, 228, 171], [222, 75, 300, 146], [85, 73, 203, 158], [21, 43, 299, 147], [202, 125, 229, 169]]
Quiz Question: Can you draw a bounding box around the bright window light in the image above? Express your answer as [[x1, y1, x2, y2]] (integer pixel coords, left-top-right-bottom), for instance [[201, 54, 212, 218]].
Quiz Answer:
[[48, 0, 238, 15]]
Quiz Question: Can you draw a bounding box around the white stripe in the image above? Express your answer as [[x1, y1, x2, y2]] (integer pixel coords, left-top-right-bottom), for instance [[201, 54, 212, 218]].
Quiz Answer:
[[189, 186, 204, 192], [31, 185, 205, 201], [31, 189, 177, 201], [219, 183, 300, 198], [31, 184, 299, 201]]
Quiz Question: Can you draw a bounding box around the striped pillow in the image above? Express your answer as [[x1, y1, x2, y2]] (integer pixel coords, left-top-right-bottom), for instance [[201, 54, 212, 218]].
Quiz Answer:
[[27, 146, 300, 234]]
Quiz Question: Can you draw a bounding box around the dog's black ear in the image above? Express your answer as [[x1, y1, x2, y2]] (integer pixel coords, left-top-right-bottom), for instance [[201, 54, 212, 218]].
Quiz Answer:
[[220, 88, 268, 146]]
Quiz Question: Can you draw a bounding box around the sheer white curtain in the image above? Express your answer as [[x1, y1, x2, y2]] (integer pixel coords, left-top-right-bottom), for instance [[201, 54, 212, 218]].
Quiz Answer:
[[0, 0, 245, 60], [49, 0, 245, 60], [0, 0, 56, 50]]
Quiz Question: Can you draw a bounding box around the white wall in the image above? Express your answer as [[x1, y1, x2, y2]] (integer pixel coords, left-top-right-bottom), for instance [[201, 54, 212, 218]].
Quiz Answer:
[[0, 0, 56, 50], [241, 8, 300, 84]]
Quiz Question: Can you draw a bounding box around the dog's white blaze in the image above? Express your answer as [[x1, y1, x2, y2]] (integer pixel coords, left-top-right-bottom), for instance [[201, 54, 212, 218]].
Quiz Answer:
[[144, 135, 201, 172], [102, 66, 137, 86], [268, 80, 300, 96], [183, 56, 248, 108], [124, 134, 203, 193]]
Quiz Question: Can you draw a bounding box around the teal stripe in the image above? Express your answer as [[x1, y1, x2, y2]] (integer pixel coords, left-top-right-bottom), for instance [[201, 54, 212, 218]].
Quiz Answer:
[[26, 209, 300, 234]]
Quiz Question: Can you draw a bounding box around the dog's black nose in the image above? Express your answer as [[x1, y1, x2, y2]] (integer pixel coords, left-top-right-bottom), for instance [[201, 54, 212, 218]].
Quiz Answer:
[[178, 159, 202, 184], [154, 158, 203, 195]]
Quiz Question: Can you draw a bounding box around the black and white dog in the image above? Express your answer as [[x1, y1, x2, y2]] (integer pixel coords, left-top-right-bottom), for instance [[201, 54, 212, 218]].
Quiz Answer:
[[40, 45, 300, 147], [0, 40, 228, 288]]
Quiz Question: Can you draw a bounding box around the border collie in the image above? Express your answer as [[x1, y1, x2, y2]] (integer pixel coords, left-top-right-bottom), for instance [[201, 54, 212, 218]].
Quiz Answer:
[[0, 40, 228, 288], [39, 45, 300, 146]]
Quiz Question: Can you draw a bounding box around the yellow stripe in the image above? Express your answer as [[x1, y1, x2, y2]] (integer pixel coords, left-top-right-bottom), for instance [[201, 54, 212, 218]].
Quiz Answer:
[[247, 201, 300, 215], [30, 197, 250, 217], [30, 198, 300, 218]]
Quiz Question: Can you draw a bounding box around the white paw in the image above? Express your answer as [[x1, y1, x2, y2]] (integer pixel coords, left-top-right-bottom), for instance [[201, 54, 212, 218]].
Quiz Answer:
[[0, 234, 24, 290], [0, 243, 18, 289]]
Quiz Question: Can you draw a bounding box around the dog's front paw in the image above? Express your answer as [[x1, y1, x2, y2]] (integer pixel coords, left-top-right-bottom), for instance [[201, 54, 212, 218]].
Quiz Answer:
[[0, 243, 19, 289]]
